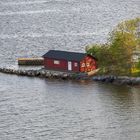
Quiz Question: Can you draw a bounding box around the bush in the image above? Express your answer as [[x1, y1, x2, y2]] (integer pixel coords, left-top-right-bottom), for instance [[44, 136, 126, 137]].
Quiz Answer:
[[86, 17, 140, 76]]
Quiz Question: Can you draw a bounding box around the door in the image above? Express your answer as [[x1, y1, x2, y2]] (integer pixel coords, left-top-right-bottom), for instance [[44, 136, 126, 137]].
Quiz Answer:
[[68, 61, 72, 71]]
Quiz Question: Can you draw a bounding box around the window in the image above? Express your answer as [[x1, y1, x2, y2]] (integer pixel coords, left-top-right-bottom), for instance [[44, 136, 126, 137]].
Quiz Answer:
[[81, 63, 85, 67], [86, 63, 90, 67], [54, 60, 60, 64], [74, 62, 78, 67]]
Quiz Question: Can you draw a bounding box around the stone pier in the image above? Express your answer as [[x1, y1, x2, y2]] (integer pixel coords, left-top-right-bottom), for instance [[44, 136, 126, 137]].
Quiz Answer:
[[0, 67, 140, 86], [0, 67, 88, 80]]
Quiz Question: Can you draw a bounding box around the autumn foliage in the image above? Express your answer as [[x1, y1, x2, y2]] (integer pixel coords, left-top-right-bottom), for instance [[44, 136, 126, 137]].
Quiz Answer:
[[86, 18, 140, 76]]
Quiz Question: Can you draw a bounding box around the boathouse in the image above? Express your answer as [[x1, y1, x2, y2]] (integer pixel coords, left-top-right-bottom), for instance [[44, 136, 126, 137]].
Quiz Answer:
[[43, 50, 97, 72]]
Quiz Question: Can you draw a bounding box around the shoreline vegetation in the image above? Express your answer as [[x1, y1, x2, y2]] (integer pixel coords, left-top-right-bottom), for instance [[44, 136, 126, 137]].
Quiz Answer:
[[86, 17, 140, 77]]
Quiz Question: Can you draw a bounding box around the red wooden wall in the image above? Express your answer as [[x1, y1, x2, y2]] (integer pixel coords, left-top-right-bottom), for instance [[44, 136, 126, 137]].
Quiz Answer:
[[44, 58, 67, 70], [44, 58, 80, 72], [44, 56, 97, 72]]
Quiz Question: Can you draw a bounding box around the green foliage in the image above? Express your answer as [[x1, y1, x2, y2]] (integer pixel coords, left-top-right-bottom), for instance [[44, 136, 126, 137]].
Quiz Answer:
[[86, 17, 140, 76], [136, 61, 140, 69], [109, 18, 140, 75], [87, 44, 114, 74], [131, 72, 140, 77]]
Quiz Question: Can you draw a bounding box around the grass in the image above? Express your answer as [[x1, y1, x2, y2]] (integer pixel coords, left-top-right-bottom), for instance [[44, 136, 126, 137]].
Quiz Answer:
[[131, 68, 140, 77]]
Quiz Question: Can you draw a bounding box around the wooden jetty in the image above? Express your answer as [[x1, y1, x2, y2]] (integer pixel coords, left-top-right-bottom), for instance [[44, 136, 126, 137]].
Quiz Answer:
[[18, 57, 44, 65]]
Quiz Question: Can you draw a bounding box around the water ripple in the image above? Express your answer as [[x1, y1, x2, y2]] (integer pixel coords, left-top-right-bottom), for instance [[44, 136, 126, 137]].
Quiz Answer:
[[0, 0, 140, 139], [0, 32, 99, 39]]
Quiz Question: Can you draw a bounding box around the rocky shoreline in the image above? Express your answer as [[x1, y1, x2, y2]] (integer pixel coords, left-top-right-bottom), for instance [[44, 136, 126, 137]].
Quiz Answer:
[[0, 67, 88, 80], [0, 67, 140, 86], [93, 75, 140, 86]]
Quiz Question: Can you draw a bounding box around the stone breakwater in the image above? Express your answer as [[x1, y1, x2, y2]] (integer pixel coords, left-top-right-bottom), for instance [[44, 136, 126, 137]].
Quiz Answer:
[[0, 67, 140, 85], [93, 75, 140, 86], [0, 67, 88, 80]]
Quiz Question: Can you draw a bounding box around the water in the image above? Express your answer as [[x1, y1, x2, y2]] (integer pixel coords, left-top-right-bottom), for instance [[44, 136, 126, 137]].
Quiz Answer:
[[0, 0, 140, 139]]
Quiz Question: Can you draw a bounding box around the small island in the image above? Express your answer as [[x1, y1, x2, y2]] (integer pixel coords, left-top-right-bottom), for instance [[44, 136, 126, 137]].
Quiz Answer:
[[0, 18, 140, 85], [86, 17, 140, 85]]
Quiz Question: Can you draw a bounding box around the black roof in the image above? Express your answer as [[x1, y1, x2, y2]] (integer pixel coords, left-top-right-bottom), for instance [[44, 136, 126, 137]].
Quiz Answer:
[[43, 50, 86, 61]]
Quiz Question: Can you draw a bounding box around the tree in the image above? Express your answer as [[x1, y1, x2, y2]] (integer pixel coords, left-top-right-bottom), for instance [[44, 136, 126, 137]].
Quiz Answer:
[[86, 17, 140, 76], [109, 18, 140, 75], [86, 44, 114, 74]]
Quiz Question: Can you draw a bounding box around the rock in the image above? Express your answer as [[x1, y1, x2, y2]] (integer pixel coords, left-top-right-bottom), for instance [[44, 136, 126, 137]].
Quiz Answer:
[[53, 72, 59, 78], [62, 73, 68, 80], [0, 66, 140, 86]]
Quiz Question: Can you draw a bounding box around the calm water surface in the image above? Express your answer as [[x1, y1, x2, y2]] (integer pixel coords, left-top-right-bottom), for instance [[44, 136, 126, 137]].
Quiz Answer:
[[0, 0, 140, 139], [0, 73, 140, 140]]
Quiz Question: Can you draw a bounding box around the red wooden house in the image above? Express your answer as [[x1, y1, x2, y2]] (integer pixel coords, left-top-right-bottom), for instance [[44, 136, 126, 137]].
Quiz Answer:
[[43, 50, 97, 72]]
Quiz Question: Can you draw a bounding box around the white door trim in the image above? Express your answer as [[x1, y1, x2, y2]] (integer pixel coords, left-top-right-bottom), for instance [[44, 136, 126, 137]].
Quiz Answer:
[[68, 61, 72, 71]]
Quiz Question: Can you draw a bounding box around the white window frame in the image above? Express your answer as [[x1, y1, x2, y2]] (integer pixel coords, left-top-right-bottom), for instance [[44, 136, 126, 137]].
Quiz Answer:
[[81, 63, 85, 67], [86, 63, 90, 67], [54, 60, 60, 65], [74, 62, 78, 67]]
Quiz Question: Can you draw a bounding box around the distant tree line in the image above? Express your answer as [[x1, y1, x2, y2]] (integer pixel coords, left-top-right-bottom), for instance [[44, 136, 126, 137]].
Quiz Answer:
[[86, 17, 140, 76]]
